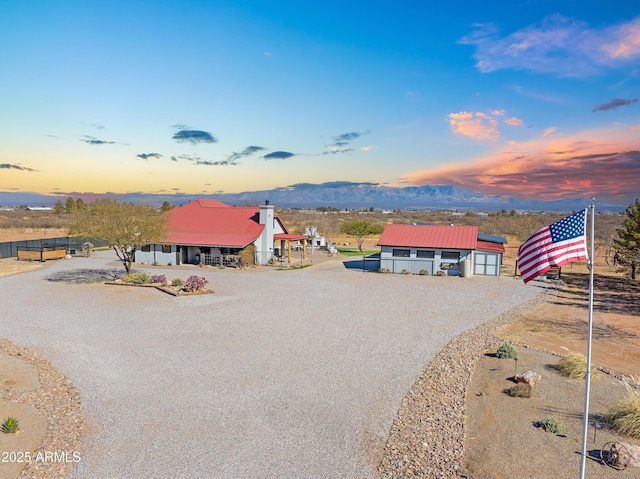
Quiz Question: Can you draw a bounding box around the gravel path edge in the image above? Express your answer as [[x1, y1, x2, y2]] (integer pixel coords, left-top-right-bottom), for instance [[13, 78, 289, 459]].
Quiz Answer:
[[377, 290, 551, 478], [0, 338, 86, 479]]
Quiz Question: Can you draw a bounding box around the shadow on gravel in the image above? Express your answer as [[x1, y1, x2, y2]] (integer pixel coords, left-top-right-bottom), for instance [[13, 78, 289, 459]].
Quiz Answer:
[[46, 268, 125, 284]]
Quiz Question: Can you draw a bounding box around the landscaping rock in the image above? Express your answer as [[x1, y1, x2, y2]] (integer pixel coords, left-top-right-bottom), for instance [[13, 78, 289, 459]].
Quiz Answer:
[[514, 370, 542, 386]]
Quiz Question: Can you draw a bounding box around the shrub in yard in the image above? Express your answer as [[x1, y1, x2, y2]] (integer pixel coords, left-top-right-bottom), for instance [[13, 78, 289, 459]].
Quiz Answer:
[[557, 353, 597, 380], [496, 342, 518, 360], [419, 270, 429, 275], [506, 383, 532, 398], [171, 278, 183, 288], [536, 415, 564, 434], [607, 376, 640, 439], [121, 274, 136, 283], [132, 272, 152, 284], [151, 274, 167, 285], [2, 417, 19, 434], [183, 275, 208, 292]]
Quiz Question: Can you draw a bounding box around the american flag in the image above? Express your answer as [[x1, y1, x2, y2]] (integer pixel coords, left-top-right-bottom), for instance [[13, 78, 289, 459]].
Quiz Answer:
[[518, 209, 588, 284]]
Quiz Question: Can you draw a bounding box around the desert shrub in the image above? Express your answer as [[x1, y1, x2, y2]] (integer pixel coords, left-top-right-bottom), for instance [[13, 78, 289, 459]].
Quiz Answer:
[[435, 270, 446, 276], [496, 342, 518, 359], [151, 274, 167, 285], [607, 376, 640, 439], [240, 244, 256, 266], [557, 353, 597, 380], [171, 278, 183, 287], [121, 274, 136, 283], [183, 275, 208, 292], [132, 272, 152, 284], [536, 415, 564, 434], [378, 268, 390, 274], [419, 270, 429, 275], [2, 417, 19, 434], [506, 383, 532, 398]]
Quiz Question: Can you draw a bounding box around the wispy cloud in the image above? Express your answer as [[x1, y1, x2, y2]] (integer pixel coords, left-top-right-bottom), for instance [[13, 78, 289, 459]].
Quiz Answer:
[[0, 163, 38, 172], [136, 153, 163, 160], [399, 125, 640, 202], [460, 15, 640, 76], [80, 135, 115, 145], [360, 146, 374, 151], [505, 117, 524, 126], [542, 127, 557, 137], [593, 98, 638, 112], [172, 129, 218, 144], [324, 130, 370, 154], [170, 154, 237, 166], [448, 111, 499, 140], [226, 146, 266, 162], [262, 151, 295, 160]]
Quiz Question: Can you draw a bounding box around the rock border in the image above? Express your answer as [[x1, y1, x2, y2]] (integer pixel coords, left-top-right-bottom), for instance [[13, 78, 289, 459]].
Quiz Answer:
[[0, 339, 86, 479], [104, 281, 214, 296], [378, 291, 551, 478]]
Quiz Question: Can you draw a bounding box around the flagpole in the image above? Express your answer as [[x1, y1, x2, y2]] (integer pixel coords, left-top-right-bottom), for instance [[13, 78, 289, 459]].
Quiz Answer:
[[579, 198, 596, 479]]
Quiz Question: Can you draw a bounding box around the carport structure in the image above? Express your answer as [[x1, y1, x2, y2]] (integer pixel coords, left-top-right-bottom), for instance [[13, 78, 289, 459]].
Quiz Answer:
[[274, 233, 307, 263]]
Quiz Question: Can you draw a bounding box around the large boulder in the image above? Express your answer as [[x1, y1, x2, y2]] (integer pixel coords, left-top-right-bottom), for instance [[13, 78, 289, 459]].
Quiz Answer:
[[514, 370, 541, 387]]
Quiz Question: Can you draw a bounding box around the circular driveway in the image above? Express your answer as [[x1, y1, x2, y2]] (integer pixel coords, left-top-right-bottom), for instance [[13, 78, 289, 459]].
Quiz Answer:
[[1, 252, 543, 478]]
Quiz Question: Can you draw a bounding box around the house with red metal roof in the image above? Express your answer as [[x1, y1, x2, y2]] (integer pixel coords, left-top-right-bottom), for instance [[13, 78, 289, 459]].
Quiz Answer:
[[135, 199, 304, 266], [377, 224, 506, 276]]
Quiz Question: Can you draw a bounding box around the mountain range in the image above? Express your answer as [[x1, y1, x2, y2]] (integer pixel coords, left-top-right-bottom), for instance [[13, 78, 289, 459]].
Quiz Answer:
[[0, 182, 623, 212]]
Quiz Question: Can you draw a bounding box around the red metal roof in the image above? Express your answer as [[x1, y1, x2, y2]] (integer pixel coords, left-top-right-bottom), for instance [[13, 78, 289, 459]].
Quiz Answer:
[[476, 240, 505, 253], [274, 233, 306, 240], [377, 224, 479, 249], [165, 200, 267, 248]]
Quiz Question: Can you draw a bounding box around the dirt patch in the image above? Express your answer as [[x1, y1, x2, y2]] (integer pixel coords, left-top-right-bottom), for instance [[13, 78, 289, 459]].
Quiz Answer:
[[498, 273, 640, 377], [0, 258, 46, 278], [0, 229, 68, 243], [464, 347, 637, 479], [463, 272, 640, 478]]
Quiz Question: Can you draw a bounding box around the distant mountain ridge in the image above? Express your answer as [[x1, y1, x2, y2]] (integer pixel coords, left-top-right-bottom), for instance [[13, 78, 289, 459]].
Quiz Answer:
[[0, 182, 621, 212]]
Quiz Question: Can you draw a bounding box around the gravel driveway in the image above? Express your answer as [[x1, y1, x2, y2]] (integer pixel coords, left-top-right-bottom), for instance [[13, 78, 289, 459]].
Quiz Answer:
[[1, 253, 543, 478]]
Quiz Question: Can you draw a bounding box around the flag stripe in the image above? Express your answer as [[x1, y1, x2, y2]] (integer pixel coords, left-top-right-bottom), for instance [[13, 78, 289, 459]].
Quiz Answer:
[[517, 209, 588, 284]]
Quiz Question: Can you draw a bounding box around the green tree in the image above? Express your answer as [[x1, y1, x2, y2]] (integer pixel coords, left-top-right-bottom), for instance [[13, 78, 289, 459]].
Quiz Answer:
[[161, 201, 174, 212], [54, 200, 64, 215], [65, 197, 76, 214], [75, 198, 86, 211], [68, 200, 167, 274], [613, 199, 640, 280], [340, 219, 385, 253]]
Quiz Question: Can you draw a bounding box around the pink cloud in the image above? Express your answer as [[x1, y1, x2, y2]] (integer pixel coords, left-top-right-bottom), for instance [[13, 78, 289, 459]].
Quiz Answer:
[[542, 127, 557, 137], [398, 126, 640, 202], [505, 117, 523, 126], [360, 146, 374, 151], [461, 15, 640, 76], [448, 111, 499, 141]]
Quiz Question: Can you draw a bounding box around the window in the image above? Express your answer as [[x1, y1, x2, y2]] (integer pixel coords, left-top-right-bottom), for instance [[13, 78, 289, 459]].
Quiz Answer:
[[441, 251, 460, 260], [141, 245, 151, 252], [416, 250, 435, 259], [392, 249, 410, 257], [162, 245, 171, 253]]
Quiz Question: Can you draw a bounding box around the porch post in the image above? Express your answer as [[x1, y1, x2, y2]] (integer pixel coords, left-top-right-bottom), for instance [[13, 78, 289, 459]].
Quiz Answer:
[[287, 240, 291, 263]]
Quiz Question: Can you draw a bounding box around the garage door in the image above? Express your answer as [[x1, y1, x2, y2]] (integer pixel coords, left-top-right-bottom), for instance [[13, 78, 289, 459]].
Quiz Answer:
[[474, 252, 499, 275]]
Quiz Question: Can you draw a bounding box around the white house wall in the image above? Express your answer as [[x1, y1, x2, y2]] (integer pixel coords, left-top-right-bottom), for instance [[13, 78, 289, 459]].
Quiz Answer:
[[134, 244, 177, 265], [380, 246, 471, 276]]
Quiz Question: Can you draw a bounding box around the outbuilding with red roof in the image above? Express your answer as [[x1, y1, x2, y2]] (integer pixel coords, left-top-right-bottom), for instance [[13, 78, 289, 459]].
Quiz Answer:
[[377, 224, 506, 276]]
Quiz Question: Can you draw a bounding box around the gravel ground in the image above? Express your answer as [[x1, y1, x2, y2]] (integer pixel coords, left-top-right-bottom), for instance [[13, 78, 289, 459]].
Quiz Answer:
[[1, 252, 545, 479]]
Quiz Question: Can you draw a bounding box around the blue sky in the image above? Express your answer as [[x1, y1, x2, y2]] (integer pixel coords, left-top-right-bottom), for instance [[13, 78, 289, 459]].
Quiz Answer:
[[1, 1, 639, 203]]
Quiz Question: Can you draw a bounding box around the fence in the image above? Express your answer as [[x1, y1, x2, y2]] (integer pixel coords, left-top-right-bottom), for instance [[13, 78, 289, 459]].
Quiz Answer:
[[0, 236, 107, 259]]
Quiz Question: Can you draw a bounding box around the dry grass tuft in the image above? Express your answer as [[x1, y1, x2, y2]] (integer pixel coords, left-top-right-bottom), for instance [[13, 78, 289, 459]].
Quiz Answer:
[[608, 375, 640, 439], [506, 383, 532, 398], [556, 353, 598, 380]]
